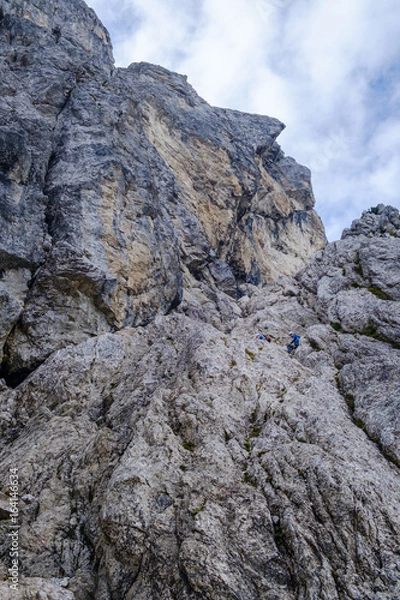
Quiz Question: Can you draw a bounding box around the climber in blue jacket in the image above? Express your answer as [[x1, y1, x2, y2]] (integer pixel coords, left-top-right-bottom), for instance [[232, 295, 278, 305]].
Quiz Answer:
[[287, 331, 300, 354]]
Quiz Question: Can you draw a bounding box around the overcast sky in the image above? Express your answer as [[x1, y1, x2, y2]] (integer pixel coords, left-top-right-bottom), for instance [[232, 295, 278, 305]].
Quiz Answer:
[[86, 0, 400, 241]]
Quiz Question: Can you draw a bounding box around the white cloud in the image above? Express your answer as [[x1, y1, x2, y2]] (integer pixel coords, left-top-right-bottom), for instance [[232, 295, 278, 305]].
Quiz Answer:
[[87, 0, 400, 241]]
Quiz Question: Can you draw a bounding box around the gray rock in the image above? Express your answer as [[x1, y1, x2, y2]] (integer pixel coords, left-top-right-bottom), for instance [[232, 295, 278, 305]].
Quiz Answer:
[[1, 296, 399, 599], [335, 335, 400, 466], [341, 203, 400, 239], [0, 0, 325, 377], [299, 207, 400, 346], [0, 1, 399, 600]]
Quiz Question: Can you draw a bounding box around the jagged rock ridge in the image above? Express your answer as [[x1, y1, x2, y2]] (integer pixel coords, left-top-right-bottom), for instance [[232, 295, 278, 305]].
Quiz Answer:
[[0, 1, 400, 600]]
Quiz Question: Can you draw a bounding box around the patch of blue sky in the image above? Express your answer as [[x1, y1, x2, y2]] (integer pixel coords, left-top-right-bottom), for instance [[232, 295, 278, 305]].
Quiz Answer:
[[368, 67, 400, 117]]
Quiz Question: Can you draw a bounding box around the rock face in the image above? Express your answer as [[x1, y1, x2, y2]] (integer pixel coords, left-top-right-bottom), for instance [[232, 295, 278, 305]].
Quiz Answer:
[[0, 0, 325, 380], [298, 203, 400, 470], [1, 267, 400, 600], [1, 2, 400, 600], [299, 204, 400, 344]]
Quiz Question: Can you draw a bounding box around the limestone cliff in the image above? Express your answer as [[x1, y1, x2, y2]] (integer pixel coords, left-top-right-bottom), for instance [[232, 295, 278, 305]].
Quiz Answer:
[[0, 0, 325, 382], [1, 1, 400, 600]]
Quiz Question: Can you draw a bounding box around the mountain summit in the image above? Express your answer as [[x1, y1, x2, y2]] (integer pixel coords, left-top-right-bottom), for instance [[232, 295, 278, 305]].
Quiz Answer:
[[0, 1, 399, 599]]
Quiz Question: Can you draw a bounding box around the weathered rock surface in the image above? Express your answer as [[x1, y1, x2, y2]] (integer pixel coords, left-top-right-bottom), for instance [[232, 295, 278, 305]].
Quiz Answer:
[[298, 203, 400, 470], [0, 1, 400, 600], [299, 204, 400, 344], [0, 0, 325, 379], [0, 280, 400, 600]]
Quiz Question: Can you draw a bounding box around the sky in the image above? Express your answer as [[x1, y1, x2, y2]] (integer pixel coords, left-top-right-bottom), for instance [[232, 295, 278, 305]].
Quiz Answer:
[[86, 0, 400, 241]]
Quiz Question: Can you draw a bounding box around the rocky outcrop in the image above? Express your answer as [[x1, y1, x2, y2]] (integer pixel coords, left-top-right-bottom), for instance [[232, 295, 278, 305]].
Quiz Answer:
[[298, 203, 400, 470], [0, 0, 325, 380], [1, 1, 400, 600], [0, 273, 400, 600], [299, 204, 400, 344]]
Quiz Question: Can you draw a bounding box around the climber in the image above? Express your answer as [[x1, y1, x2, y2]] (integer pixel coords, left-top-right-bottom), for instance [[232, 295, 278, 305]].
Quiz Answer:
[[287, 331, 300, 354], [257, 334, 271, 343]]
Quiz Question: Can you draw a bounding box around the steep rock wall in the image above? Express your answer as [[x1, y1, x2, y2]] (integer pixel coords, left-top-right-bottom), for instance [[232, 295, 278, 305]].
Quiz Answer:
[[1, 2, 400, 600], [298, 203, 400, 467], [0, 0, 325, 380]]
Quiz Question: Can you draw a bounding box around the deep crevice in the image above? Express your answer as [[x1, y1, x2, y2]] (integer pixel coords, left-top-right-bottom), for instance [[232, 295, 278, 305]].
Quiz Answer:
[[236, 191, 253, 223], [0, 362, 42, 388]]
